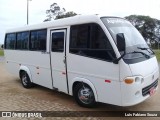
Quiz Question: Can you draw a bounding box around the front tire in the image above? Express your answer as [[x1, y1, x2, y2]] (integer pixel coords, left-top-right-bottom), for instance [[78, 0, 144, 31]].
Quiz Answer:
[[20, 71, 33, 88], [74, 83, 96, 108]]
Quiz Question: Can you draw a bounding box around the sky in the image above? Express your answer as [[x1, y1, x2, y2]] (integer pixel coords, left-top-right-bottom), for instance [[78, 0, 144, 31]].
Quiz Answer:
[[0, 0, 160, 44]]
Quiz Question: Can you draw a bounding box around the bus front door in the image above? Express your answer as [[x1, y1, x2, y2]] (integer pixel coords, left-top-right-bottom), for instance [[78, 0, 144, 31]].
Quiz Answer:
[[50, 29, 68, 94]]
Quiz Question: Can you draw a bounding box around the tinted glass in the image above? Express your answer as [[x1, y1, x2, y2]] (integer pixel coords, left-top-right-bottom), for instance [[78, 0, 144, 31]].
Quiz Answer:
[[17, 32, 29, 50], [70, 25, 88, 49], [52, 32, 64, 52], [5, 33, 16, 49], [90, 24, 112, 49], [70, 23, 115, 61], [101, 17, 152, 64], [30, 29, 47, 51]]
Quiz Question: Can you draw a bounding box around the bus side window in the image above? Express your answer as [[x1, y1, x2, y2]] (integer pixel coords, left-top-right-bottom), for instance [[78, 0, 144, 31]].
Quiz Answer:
[[52, 32, 64, 52], [5, 33, 16, 49], [70, 23, 116, 61], [30, 29, 47, 51], [17, 31, 29, 50]]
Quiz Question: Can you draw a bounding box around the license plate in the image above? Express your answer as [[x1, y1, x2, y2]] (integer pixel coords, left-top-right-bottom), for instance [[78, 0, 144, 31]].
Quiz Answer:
[[150, 87, 156, 96]]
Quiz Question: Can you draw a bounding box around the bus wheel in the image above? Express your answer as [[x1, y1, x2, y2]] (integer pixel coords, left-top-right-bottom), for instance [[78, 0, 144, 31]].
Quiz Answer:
[[74, 83, 96, 108], [20, 71, 33, 88]]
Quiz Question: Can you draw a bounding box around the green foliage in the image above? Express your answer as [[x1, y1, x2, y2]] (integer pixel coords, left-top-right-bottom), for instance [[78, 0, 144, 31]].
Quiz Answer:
[[0, 50, 4, 56], [55, 11, 77, 19], [44, 3, 65, 21], [44, 3, 77, 22], [125, 15, 160, 43], [154, 50, 160, 62]]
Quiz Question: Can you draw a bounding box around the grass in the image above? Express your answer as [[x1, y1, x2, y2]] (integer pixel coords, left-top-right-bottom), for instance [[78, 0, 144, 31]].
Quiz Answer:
[[154, 50, 160, 62], [0, 49, 4, 56]]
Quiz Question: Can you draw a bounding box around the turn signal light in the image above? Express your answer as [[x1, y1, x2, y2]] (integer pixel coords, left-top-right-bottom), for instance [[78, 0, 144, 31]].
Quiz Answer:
[[124, 79, 134, 84]]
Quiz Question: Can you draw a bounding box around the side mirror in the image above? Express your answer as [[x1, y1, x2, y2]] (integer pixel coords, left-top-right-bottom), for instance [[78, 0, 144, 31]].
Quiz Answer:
[[116, 33, 126, 52], [113, 33, 126, 64]]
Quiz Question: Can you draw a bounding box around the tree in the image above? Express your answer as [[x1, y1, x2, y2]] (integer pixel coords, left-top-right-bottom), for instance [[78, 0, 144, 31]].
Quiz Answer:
[[155, 19, 160, 38], [55, 11, 77, 19], [44, 3, 65, 21], [125, 15, 160, 48], [125, 15, 157, 41], [44, 3, 77, 22]]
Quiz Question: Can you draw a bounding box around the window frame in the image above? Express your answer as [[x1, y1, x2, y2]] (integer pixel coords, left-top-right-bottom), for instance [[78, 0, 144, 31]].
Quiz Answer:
[[51, 31, 65, 52], [16, 31, 30, 50], [5, 33, 17, 50], [29, 29, 47, 51], [69, 23, 116, 62]]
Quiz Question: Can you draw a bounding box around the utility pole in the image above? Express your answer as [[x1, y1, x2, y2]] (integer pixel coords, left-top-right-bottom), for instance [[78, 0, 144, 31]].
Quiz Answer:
[[27, 0, 31, 25]]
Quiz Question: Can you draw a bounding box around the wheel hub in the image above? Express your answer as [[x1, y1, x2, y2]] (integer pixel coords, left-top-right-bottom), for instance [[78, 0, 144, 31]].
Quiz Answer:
[[22, 74, 27, 86], [78, 87, 94, 104]]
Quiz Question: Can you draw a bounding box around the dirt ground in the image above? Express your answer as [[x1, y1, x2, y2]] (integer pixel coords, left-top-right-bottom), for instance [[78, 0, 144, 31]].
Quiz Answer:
[[0, 57, 160, 120]]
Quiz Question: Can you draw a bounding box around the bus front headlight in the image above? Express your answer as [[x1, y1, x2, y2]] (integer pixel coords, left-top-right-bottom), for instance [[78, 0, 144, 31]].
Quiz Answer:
[[124, 76, 144, 84], [135, 76, 144, 84]]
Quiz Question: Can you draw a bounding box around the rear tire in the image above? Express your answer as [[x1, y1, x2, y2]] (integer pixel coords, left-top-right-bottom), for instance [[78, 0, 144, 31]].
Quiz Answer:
[[74, 83, 96, 108], [20, 71, 33, 88]]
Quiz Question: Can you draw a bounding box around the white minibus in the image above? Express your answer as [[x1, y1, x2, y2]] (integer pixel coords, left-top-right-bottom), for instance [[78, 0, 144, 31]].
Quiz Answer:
[[4, 15, 159, 107]]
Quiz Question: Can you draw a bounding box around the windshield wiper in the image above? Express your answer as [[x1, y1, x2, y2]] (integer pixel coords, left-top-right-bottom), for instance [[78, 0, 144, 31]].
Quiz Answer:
[[137, 47, 155, 54], [131, 51, 150, 59], [113, 50, 150, 64]]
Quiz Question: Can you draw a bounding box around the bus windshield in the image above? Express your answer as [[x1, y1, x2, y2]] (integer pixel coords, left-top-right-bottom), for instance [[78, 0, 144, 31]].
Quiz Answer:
[[101, 17, 154, 64]]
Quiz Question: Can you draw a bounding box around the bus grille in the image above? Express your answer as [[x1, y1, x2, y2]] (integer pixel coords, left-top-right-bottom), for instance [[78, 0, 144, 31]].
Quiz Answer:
[[142, 79, 158, 96]]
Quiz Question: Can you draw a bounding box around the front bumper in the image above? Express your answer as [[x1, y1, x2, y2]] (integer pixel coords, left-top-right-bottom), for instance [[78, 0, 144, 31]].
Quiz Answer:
[[120, 68, 159, 106]]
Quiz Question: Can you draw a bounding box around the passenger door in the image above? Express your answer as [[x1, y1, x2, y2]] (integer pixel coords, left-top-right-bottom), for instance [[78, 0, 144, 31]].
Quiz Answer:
[[50, 29, 68, 93]]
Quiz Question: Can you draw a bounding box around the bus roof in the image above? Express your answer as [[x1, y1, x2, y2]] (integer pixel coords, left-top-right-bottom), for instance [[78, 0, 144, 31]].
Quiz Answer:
[[6, 14, 108, 33]]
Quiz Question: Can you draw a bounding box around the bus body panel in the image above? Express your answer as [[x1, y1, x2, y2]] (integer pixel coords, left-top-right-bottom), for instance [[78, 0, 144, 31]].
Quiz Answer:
[[129, 57, 159, 77], [5, 50, 19, 76], [119, 59, 133, 82], [121, 57, 159, 106], [67, 53, 121, 105], [5, 50, 53, 89]]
